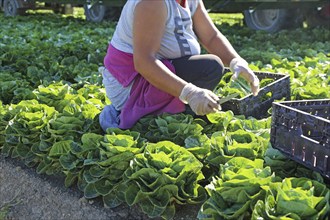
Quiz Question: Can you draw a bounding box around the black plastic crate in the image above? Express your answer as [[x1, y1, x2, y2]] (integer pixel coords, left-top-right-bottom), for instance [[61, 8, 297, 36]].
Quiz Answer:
[[220, 68, 290, 119], [270, 99, 330, 179]]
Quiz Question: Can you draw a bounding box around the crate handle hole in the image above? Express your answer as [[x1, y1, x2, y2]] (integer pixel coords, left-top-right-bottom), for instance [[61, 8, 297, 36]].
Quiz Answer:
[[302, 147, 306, 162], [313, 152, 316, 167]]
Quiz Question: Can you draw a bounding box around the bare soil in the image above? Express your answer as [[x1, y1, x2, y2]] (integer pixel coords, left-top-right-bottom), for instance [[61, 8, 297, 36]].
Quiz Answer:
[[0, 155, 200, 220]]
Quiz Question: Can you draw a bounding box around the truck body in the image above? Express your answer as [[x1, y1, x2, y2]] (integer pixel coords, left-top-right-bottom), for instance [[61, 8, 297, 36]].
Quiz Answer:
[[1, 0, 329, 32]]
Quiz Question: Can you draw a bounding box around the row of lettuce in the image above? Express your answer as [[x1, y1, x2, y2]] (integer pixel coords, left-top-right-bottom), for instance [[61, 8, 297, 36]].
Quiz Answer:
[[1, 13, 329, 105], [0, 88, 329, 219], [1, 12, 330, 219]]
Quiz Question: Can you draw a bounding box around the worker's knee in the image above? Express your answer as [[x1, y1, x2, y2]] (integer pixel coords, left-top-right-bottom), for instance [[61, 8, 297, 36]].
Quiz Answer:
[[209, 54, 224, 79]]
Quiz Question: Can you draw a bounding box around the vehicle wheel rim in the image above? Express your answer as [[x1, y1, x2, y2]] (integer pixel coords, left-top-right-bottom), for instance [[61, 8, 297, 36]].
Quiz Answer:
[[88, 5, 103, 19], [250, 9, 280, 29]]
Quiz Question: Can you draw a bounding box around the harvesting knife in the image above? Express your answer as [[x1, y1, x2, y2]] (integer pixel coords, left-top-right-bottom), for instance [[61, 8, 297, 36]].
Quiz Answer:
[[217, 92, 239, 105]]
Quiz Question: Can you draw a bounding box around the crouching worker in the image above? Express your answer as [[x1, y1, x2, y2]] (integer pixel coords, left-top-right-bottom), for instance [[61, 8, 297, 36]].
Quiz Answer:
[[99, 0, 259, 131]]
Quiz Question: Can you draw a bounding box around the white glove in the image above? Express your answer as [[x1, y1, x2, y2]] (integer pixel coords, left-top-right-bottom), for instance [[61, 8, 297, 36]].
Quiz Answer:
[[179, 83, 221, 115], [230, 57, 260, 96]]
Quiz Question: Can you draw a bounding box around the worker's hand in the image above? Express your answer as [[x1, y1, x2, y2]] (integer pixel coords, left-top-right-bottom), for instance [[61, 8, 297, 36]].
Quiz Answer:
[[179, 83, 221, 115], [230, 57, 260, 96]]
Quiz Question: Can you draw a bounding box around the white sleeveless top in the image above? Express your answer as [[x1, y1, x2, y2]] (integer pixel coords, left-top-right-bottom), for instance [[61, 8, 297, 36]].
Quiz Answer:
[[110, 0, 201, 59]]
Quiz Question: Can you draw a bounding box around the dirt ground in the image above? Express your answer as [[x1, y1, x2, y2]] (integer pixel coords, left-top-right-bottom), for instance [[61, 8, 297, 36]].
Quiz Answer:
[[0, 155, 200, 220]]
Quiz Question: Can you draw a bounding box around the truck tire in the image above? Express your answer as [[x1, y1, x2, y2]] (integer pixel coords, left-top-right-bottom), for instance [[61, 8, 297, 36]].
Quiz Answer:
[[84, 3, 121, 22], [4, 0, 23, 16], [84, 3, 106, 22], [243, 8, 302, 33]]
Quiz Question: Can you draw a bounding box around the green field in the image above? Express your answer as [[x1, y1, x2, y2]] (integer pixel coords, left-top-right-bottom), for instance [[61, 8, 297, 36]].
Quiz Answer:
[[0, 9, 329, 219]]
